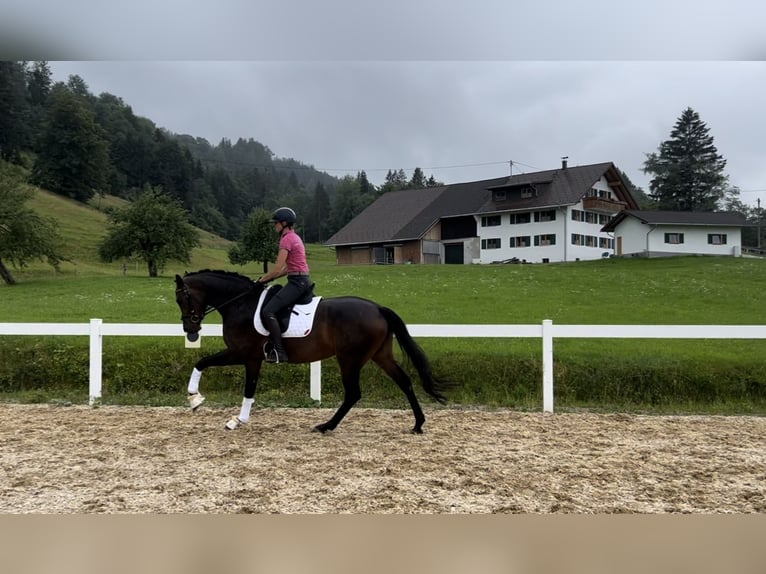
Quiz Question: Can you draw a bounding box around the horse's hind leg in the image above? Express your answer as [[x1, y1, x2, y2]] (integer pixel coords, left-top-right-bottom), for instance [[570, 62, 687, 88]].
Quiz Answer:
[[225, 359, 263, 431], [374, 353, 426, 434], [313, 359, 362, 433]]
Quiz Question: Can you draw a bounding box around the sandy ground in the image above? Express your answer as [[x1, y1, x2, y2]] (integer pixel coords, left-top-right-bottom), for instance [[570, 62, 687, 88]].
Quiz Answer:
[[0, 403, 764, 514]]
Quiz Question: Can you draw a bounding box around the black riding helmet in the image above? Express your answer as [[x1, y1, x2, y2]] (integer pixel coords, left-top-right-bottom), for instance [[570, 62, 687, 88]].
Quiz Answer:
[[272, 207, 296, 225]]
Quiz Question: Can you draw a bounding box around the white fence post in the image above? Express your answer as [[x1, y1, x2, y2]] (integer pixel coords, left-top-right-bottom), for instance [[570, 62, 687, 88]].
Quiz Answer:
[[310, 361, 321, 402], [88, 318, 103, 406], [542, 319, 554, 413]]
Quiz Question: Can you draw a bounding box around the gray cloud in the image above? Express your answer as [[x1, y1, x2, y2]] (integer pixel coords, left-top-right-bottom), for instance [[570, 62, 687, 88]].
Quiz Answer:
[[10, 1, 763, 206], [46, 60, 766, 208]]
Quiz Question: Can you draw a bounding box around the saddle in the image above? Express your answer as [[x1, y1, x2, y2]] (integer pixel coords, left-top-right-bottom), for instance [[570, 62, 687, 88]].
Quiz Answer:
[[260, 282, 316, 333]]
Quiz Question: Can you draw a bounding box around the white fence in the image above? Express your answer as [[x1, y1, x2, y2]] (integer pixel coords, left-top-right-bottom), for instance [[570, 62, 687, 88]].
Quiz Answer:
[[2, 320, 766, 412]]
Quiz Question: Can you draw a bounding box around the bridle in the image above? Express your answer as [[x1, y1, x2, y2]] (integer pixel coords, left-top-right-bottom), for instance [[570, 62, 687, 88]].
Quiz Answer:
[[176, 281, 256, 326]]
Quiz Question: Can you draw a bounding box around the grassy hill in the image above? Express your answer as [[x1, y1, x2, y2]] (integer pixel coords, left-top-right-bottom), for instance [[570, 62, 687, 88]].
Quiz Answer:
[[20, 186, 273, 278]]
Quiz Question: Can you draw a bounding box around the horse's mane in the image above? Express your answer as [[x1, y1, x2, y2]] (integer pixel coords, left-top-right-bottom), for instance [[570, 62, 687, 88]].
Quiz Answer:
[[184, 269, 258, 286]]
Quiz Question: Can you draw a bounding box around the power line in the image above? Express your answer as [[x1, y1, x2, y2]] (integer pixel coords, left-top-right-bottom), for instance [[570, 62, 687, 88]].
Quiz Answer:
[[195, 156, 541, 177], [314, 160, 519, 175], [184, 154, 766, 191]]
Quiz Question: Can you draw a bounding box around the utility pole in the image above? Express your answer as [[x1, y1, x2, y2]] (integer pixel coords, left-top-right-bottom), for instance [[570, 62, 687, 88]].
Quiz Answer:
[[758, 198, 762, 250], [509, 160, 513, 176]]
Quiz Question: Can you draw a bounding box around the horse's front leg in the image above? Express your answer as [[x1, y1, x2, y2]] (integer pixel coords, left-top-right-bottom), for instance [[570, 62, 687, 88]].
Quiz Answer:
[[186, 349, 243, 411], [225, 358, 263, 431]]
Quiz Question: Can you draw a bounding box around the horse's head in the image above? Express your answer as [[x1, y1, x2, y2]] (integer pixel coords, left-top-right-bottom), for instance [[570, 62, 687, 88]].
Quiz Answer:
[[175, 271, 265, 340], [175, 274, 207, 340]]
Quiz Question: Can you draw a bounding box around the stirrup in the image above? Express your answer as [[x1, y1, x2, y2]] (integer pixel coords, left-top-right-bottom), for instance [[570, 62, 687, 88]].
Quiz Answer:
[[225, 417, 245, 430], [188, 392, 205, 411], [264, 346, 288, 364]]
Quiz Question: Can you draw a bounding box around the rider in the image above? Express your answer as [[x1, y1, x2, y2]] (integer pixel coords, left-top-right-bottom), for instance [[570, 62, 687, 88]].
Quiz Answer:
[[257, 207, 311, 364]]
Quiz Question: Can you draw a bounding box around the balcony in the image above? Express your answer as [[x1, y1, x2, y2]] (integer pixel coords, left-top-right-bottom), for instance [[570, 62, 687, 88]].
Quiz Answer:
[[582, 197, 627, 214]]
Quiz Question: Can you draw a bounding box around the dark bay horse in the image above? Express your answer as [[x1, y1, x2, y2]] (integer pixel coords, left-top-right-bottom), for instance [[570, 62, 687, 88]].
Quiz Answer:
[[174, 270, 453, 433]]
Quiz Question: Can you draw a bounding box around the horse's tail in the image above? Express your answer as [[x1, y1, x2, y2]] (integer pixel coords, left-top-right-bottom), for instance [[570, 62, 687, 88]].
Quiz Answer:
[[378, 306, 454, 404]]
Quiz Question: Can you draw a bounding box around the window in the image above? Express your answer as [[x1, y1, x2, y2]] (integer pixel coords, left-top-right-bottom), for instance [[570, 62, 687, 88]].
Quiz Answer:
[[664, 233, 685, 244], [599, 237, 614, 249], [588, 188, 612, 199], [481, 215, 501, 227], [534, 210, 556, 222], [481, 238, 501, 249], [492, 190, 507, 202], [534, 234, 556, 246], [509, 236, 530, 248], [708, 234, 727, 245], [572, 210, 602, 224], [520, 186, 535, 198], [509, 212, 531, 224]]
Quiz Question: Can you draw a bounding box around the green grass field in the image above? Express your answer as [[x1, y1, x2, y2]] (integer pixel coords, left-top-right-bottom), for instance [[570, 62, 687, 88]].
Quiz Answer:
[[2, 183, 766, 414]]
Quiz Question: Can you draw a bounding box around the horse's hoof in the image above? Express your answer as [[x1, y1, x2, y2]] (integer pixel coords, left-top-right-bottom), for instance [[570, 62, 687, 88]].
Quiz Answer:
[[225, 417, 244, 430], [312, 424, 331, 433], [411, 427, 424, 435], [188, 393, 205, 411]]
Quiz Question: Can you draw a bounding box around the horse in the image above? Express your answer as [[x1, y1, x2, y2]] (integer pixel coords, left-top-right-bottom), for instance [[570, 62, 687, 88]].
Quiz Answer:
[[174, 270, 453, 433]]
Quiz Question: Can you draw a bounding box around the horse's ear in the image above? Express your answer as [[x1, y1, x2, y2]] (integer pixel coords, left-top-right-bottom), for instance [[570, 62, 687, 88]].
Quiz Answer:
[[175, 274, 184, 287]]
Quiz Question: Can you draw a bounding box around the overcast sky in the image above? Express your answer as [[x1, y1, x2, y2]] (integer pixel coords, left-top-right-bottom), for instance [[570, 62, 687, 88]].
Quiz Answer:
[[5, 1, 766, 207]]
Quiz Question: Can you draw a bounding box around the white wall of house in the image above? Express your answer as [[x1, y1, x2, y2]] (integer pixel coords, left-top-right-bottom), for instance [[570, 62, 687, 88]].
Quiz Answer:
[[614, 219, 742, 257], [476, 175, 619, 264], [476, 209, 564, 263]]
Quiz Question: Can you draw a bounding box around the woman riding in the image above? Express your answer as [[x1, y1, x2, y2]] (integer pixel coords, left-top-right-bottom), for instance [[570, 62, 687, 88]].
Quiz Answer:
[[257, 207, 311, 363]]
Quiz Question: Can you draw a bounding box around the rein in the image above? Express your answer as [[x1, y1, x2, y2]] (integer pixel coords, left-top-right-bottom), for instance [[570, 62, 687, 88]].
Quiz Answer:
[[177, 282, 255, 325]]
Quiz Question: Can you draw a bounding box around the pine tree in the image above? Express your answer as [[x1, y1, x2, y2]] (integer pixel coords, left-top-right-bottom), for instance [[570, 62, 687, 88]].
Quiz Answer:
[[31, 88, 110, 202], [0, 61, 31, 162], [25, 61, 53, 152], [643, 107, 728, 211], [409, 167, 427, 189]]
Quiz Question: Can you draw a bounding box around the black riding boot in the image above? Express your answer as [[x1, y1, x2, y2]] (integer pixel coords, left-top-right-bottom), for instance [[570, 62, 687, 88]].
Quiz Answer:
[[263, 314, 289, 363]]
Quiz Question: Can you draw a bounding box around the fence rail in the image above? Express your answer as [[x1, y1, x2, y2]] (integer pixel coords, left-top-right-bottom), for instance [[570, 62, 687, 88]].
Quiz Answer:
[[2, 320, 766, 412]]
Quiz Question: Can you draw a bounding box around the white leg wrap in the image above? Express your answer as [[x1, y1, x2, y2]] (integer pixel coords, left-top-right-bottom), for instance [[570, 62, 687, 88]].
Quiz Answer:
[[238, 398, 255, 423], [187, 368, 202, 394]]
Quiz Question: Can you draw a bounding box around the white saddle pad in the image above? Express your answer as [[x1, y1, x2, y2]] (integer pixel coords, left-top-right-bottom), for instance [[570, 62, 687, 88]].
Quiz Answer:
[[253, 286, 322, 338]]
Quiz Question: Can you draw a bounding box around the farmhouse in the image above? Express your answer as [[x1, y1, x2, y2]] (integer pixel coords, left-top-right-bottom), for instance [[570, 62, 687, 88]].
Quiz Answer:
[[601, 210, 748, 258], [325, 160, 639, 264]]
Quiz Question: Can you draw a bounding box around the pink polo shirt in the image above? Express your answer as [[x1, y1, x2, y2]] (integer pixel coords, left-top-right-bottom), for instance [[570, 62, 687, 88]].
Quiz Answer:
[[280, 229, 309, 274]]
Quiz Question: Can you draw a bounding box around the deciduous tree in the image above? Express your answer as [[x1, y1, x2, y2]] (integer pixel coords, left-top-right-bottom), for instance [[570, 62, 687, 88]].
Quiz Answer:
[[227, 208, 279, 273], [0, 163, 65, 285], [98, 187, 200, 277]]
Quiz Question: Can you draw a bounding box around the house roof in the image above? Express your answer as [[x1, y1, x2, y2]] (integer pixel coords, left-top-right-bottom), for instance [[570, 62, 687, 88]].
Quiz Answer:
[[325, 162, 637, 247], [476, 162, 636, 214], [324, 178, 505, 246], [601, 210, 749, 232]]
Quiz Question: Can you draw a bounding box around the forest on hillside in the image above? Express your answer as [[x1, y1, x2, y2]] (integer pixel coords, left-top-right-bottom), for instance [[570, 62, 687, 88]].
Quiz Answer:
[[0, 61, 443, 243]]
